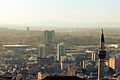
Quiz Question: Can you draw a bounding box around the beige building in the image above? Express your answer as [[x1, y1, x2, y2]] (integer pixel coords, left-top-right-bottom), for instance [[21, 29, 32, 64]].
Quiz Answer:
[[109, 57, 120, 72]]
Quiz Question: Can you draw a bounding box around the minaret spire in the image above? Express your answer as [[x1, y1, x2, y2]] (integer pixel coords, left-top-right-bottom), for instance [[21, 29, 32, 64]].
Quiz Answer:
[[101, 29, 105, 51], [98, 29, 106, 80], [101, 28, 105, 43]]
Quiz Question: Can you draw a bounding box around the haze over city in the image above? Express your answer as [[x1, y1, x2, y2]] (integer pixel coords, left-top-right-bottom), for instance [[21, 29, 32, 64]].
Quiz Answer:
[[0, 0, 120, 28], [0, 0, 120, 80]]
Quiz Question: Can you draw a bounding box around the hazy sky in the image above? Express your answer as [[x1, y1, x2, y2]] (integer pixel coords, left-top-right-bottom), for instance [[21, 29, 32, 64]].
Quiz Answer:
[[0, 0, 120, 27]]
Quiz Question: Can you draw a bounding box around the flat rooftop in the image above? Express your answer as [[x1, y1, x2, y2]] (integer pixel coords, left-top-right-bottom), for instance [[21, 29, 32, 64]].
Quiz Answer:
[[3, 44, 30, 48]]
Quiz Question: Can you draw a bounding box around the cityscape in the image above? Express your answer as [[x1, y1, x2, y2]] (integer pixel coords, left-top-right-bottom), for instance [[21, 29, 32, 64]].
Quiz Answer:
[[0, 28, 119, 80], [0, 0, 120, 80]]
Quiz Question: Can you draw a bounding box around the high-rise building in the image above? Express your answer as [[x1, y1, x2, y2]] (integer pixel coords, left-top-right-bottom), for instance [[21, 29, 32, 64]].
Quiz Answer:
[[98, 29, 106, 80], [57, 42, 66, 61], [39, 44, 45, 58], [27, 27, 29, 31], [43, 30, 55, 57], [44, 30, 55, 44]]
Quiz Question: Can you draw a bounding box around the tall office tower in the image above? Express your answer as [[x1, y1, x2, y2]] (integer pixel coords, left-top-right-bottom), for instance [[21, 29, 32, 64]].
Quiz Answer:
[[44, 30, 55, 57], [37, 36, 45, 58], [98, 29, 106, 80], [27, 27, 29, 31], [39, 44, 45, 58], [57, 42, 66, 61], [44, 30, 55, 44]]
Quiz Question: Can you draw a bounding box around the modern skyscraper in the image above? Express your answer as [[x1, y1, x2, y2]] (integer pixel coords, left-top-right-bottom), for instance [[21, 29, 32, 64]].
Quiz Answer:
[[27, 27, 29, 31], [44, 30, 55, 57], [57, 42, 66, 61], [44, 30, 55, 45], [98, 29, 106, 80], [39, 44, 45, 58]]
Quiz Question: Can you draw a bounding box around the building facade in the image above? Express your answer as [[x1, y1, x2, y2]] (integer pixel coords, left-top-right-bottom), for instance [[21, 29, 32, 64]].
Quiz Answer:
[[44, 30, 55, 45], [57, 42, 66, 61], [109, 57, 120, 72], [44, 30, 55, 57]]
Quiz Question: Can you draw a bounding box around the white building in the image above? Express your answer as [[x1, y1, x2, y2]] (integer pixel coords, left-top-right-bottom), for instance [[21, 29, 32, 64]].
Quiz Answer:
[[57, 42, 66, 61]]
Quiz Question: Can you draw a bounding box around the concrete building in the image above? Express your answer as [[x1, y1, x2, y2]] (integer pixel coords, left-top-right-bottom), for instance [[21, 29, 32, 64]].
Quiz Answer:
[[44, 30, 55, 45], [57, 42, 66, 61], [39, 44, 45, 58], [109, 57, 120, 72], [67, 65, 76, 76], [91, 51, 99, 61], [44, 30, 55, 57], [61, 56, 76, 62], [37, 57, 54, 66], [3, 44, 30, 53], [107, 44, 119, 49], [44, 44, 54, 57], [27, 27, 29, 31], [60, 61, 76, 71]]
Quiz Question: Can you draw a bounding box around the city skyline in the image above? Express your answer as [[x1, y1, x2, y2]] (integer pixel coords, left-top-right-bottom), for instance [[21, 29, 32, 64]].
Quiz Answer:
[[0, 23, 119, 79], [0, 0, 120, 28]]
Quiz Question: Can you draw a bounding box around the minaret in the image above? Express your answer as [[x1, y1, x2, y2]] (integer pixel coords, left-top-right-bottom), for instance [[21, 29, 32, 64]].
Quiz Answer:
[[98, 29, 106, 80]]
